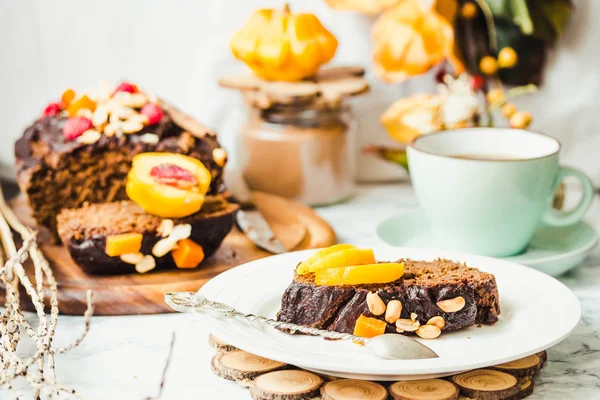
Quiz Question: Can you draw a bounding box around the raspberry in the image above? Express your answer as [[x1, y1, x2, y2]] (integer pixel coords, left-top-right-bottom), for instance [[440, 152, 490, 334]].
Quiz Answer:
[[434, 68, 447, 84], [114, 82, 138, 95], [140, 103, 164, 125], [63, 117, 93, 141], [469, 75, 485, 91], [42, 103, 62, 117], [150, 163, 198, 189]]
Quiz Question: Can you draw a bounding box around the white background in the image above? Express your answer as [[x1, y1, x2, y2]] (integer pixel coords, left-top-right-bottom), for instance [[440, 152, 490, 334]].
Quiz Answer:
[[1, 0, 598, 183]]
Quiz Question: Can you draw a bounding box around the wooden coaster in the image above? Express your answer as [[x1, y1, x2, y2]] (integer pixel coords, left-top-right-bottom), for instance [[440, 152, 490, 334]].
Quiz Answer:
[[208, 334, 237, 352], [390, 379, 458, 400], [490, 354, 543, 377], [451, 369, 519, 400], [211, 350, 288, 382], [219, 66, 369, 110], [322, 379, 387, 400], [250, 370, 323, 400]]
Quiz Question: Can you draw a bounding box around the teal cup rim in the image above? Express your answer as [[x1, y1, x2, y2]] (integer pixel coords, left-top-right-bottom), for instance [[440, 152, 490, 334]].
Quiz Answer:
[[408, 127, 562, 162]]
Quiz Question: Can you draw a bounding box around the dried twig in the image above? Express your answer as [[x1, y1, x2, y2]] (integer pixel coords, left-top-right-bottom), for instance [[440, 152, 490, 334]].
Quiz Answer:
[[144, 332, 176, 400], [0, 185, 94, 398]]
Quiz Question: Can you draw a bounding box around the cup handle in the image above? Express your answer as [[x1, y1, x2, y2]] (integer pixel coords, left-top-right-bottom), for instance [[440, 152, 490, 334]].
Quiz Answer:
[[543, 166, 594, 226]]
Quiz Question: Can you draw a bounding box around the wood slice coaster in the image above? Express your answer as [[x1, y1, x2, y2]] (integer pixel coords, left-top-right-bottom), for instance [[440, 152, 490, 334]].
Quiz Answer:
[[3, 191, 336, 315], [321, 379, 387, 400], [211, 350, 288, 382], [505, 377, 534, 400], [219, 66, 369, 110], [536, 350, 548, 365], [250, 370, 323, 400], [208, 334, 237, 352], [490, 354, 543, 377], [390, 379, 458, 400], [451, 369, 519, 400]]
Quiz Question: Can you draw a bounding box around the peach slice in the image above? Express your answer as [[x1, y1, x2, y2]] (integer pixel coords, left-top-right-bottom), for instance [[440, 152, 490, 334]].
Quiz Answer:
[[126, 153, 212, 218], [296, 244, 356, 275], [315, 262, 404, 286], [306, 248, 376, 274], [353, 315, 387, 339]]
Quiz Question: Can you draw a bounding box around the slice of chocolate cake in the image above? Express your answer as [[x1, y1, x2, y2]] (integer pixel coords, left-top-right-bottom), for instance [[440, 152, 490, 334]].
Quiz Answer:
[[15, 83, 227, 241], [277, 259, 500, 335], [56, 196, 238, 275]]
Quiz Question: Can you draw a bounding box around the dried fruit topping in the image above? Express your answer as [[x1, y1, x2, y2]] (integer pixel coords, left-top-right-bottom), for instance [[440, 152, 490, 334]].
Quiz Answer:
[[150, 163, 199, 189], [61, 89, 76, 108], [67, 95, 97, 117], [114, 82, 138, 95], [315, 262, 404, 286], [296, 244, 356, 275], [126, 153, 212, 218], [63, 117, 93, 141], [105, 233, 143, 257], [302, 248, 376, 275], [140, 103, 163, 125], [172, 238, 205, 268], [353, 315, 386, 339], [41, 103, 62, 117]]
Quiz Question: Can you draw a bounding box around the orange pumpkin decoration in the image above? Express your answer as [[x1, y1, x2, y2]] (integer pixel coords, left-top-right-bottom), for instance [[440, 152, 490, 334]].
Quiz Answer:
[[372, 0, 464, 82]]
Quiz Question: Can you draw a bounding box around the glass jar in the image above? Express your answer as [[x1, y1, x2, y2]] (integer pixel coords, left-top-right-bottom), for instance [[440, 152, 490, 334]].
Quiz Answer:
[[238, 105, 356, 206]]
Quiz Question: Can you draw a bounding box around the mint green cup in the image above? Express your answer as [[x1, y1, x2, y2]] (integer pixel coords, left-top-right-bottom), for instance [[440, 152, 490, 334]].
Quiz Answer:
[[407, 128, 594, 257]]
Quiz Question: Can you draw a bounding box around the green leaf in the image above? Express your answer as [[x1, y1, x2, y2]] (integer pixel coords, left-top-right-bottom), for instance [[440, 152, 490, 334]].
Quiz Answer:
[[484, 0, 533, 35], [541, 0, 573, 37]]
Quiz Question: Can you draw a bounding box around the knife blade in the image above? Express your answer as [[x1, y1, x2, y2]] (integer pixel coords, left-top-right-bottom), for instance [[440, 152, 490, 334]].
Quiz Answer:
[[224, 171, 287, 254]]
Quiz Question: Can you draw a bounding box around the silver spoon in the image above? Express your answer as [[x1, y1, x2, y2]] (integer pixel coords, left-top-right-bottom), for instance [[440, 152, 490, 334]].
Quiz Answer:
[[164, 291, 438, 360]]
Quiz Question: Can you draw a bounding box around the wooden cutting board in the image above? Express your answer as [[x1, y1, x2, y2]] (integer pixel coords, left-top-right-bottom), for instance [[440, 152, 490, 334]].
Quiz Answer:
[[5, 192, 336, 315]]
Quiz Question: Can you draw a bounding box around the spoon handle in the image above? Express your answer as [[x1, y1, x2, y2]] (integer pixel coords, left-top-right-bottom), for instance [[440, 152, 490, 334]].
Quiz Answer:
[[165, 291, 366, 344]]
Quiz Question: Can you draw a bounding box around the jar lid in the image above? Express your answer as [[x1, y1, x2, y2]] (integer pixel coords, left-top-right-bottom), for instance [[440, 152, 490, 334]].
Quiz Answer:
[[219, 66, 369, 111]]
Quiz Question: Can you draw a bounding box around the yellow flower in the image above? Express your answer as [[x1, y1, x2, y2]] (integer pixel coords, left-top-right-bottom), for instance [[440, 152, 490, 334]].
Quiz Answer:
[[372, 0, 464, 82], [381, 94, 442, 144], [230, 5, 338, 82]]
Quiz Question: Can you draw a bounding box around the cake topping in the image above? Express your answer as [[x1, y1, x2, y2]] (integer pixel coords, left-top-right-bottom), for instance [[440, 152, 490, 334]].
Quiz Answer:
[[67, 94, 97, 117], [395, 318, 420, 333], [426, 316, 446, 330], [140, 103, 163, 125], [172, 238, 205, 268], [42, 103, 62, 117], [126, 153, 212, 218], [384, 300, 402, 324], [63, 117, 93, 141], [114, 81, 138, 94], [105, 232, 143, 257], [416, 324, 441, 339], [76, 129, 102, 145], [119, 252, 145, 265], [436, 296, 466, 313], [353, 315, 387, 339], [300, 248, 376, 275], [366, 292, 385, 316], [135, 255, 156, 274], [296, 244, 356, 275], [314, 262, 404, 286]]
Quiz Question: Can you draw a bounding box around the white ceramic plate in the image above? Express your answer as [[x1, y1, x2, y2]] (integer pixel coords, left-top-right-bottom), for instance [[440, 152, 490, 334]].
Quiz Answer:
[[199, 247, 580, 381]]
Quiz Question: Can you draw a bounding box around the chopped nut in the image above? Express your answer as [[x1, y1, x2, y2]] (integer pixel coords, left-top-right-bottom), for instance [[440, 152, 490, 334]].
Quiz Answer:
[[410, 312, 418, 321], [76, 108, 93, 119], [213, 148, 227, 167], [426, 316, 446, 330], [126, 93, 148, 108], [120, 252, 144, 264], [146, 92, 159, 104], [436, 296, 466, 313], [135, 255, 156, 274], [128, 113, 150, 125], [169, 224, 192, 242], [416, 324, 441, 339], [92, 107, 109, 127], [104, 122, 121, 137], [366, 292, 386, 316], [76, 129, 102, 145], [140, 133, 159, 144], [152, 238, 177, 258], [121, 120, 144, 134], [110, 107, 135, 123], [395, 318, 420, 333], [157, 219, 174, 237], [385, 300, 402, 324]]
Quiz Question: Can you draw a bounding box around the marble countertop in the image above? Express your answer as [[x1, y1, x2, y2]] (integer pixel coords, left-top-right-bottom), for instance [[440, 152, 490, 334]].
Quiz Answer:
[[13, 183, 600, 399]]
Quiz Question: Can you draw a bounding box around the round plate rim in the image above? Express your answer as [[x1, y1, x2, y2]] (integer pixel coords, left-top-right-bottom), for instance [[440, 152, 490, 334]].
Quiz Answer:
[[199, 247, 581, 378]]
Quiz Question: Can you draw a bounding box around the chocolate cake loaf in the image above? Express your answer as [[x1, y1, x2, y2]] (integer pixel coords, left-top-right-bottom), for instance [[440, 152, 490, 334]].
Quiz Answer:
[[57, 196, 238, 275], [277, 259, 500, 335], [15, 83, 227, 241]]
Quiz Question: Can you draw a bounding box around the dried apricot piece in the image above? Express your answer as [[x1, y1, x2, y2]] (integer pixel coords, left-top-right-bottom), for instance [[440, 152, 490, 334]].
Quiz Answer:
[[105, 233, 143, 257], [307, 248, 376, 274], [353, 315, 387, 339], [61, 89, 76, 108], [315, 262, 404, 286], [296, 244, 356, 275], [172, 239, 205, 268], [67, 94, 97, 116]]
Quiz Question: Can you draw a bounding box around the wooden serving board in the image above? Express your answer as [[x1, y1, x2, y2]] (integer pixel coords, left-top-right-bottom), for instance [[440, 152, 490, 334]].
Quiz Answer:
[[6, 192, 336, 316]]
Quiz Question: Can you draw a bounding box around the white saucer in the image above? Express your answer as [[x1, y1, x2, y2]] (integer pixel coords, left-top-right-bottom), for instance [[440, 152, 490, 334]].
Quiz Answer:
[[377, 210, 598, 277], [200, 247, 580, 380]]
